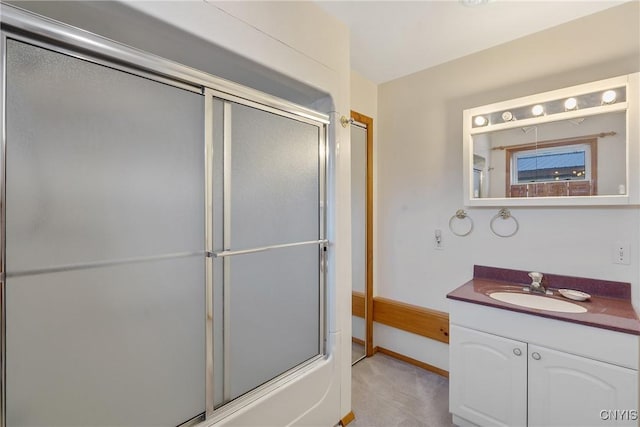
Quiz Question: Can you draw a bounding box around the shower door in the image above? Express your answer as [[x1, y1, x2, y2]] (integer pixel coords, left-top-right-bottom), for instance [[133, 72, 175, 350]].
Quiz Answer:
[[2, 15, 328, 426], [3, 39, 205, 426], [209, 97, 327, 409]]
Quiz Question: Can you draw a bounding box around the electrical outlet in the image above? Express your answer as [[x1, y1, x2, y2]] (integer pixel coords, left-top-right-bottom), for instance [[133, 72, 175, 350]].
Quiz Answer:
[[435, 229, 443, 250], [613, 241, 630, 265]]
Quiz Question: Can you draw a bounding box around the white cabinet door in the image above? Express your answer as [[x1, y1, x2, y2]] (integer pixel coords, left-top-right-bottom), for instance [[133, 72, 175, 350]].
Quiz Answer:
[[450, 325, 527, 427], [528, 344, 639, 427]]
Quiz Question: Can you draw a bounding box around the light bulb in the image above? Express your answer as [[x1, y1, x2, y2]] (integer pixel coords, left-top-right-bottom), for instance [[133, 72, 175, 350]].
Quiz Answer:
[[564, 97, 577, 110], [502, 111, 514, 122], [474, 115, 487, 126], [602, 90, 617, 104], [531, 104, 544, 116]]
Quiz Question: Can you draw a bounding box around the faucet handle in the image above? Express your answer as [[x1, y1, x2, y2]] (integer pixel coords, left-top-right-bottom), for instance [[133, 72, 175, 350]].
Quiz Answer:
[[528, 271, 543, 283]]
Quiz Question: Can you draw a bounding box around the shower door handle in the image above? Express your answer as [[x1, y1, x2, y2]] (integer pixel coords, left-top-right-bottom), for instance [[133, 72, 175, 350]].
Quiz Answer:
[[213, 239, 328, 258]]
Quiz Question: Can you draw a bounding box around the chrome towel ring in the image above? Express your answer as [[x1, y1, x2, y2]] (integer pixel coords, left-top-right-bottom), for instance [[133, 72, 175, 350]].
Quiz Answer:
[[449, 209, 474, 237], [490, 208, 519, 238]]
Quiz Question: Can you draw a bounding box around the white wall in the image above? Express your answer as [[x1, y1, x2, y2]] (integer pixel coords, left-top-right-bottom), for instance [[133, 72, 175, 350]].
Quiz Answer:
[[351, 70, 378, 123], [376, 2, 640, 371], [350, 72, 378, 295]]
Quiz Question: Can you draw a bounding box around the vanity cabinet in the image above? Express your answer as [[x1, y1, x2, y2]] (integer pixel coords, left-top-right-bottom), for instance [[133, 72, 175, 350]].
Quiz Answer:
[[449, 301, 639, 427], [451, 325, 638, 427], [450, 325, 527, 427], [528, 344, 638, 427]]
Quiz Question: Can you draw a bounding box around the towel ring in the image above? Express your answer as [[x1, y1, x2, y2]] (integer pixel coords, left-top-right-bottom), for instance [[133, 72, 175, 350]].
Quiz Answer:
[[449, 209, 474, 237], [490, 208, 519, 238]]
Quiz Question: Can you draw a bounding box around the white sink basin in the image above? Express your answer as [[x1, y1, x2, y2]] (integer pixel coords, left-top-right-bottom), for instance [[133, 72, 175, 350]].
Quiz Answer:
[[488, 291, 587, 313]]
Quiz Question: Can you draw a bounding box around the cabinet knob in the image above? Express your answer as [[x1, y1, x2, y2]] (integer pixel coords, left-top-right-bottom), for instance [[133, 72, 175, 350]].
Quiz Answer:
[[513, 348, 522, 356], [531, 352, 541, 360]]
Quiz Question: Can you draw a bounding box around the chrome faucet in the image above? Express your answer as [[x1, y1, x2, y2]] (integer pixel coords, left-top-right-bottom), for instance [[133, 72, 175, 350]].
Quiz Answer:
[[528, 272, 546, 294]]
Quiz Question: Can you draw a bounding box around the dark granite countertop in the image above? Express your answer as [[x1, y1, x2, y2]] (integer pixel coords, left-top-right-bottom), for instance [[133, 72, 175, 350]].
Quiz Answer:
[[447, 266, 640, 336]]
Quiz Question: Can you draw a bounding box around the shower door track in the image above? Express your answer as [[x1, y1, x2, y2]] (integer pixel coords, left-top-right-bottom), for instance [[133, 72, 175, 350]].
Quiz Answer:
[[0, 5, 329, 125]]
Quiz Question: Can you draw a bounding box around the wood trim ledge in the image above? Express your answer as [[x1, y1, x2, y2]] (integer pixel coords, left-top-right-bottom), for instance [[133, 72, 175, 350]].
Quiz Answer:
[[352, 291, 365, 319], [340, 411, 356, 426], [372, 296, 450, 344], [374, 346, 449, 378]]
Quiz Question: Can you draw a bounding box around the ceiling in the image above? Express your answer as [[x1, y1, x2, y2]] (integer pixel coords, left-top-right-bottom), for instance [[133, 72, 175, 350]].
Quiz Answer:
[[314, 0, 629, 84]]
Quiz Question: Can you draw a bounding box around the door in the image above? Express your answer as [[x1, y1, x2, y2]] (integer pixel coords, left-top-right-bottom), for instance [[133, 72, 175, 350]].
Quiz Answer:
[[350, 117, 367, 364], [528, 345, 638, 427], [210, 98, 327, 408], [4, 39, 205, 426], [449, 325, 527, 427]]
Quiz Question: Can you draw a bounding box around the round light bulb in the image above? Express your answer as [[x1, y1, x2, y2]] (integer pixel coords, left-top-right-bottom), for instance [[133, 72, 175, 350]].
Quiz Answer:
[[474, 115, 487, 126], [602, 90, 617, 104], [564, 97, 578, 110], [502, 111, 513, 122], [531, 104, 544, 116]]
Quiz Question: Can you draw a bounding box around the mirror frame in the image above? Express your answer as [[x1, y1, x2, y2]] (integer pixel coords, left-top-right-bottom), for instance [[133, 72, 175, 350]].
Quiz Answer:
[[463, 73, 639, 206]]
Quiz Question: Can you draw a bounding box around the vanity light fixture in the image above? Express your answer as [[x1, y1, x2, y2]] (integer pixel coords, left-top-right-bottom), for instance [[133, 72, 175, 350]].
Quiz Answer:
[[602, 90, 617, 104], [501, 111, 514, 122], [564, 97, 578, 110], [474, 115, 488, 126], [531, 104, 544, 116]]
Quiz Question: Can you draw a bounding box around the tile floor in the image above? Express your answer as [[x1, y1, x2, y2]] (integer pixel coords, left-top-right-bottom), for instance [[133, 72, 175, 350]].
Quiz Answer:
[[350, 353, 454, 427]]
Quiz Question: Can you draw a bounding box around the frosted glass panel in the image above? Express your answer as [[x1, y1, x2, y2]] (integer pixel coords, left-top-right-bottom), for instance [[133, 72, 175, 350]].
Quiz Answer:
[[6, 257, 205, 427], [228, 245, 320, 400], [5, 40, 204, 272], [230, 103, 320, 249], [4, 40, 205, 426]]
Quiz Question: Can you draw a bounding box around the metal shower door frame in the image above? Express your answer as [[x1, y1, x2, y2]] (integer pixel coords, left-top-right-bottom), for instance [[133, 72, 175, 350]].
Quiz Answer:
[[204, 89, 328, 420]]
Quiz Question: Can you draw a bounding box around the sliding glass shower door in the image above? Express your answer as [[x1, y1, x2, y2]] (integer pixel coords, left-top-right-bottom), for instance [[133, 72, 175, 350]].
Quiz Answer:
[[210, 99, 327, 408], [2, 17, 328, 426], [4, 40, 206, 426]]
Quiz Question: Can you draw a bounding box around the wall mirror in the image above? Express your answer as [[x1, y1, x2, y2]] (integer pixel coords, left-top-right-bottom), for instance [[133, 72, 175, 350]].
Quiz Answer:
[[463, 73, 639, 206], [350, 110, 374, 365]]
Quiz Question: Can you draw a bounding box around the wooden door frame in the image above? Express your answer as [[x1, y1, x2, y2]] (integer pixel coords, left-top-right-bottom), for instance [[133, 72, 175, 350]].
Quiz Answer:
[[351, 110, 374, 357]]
